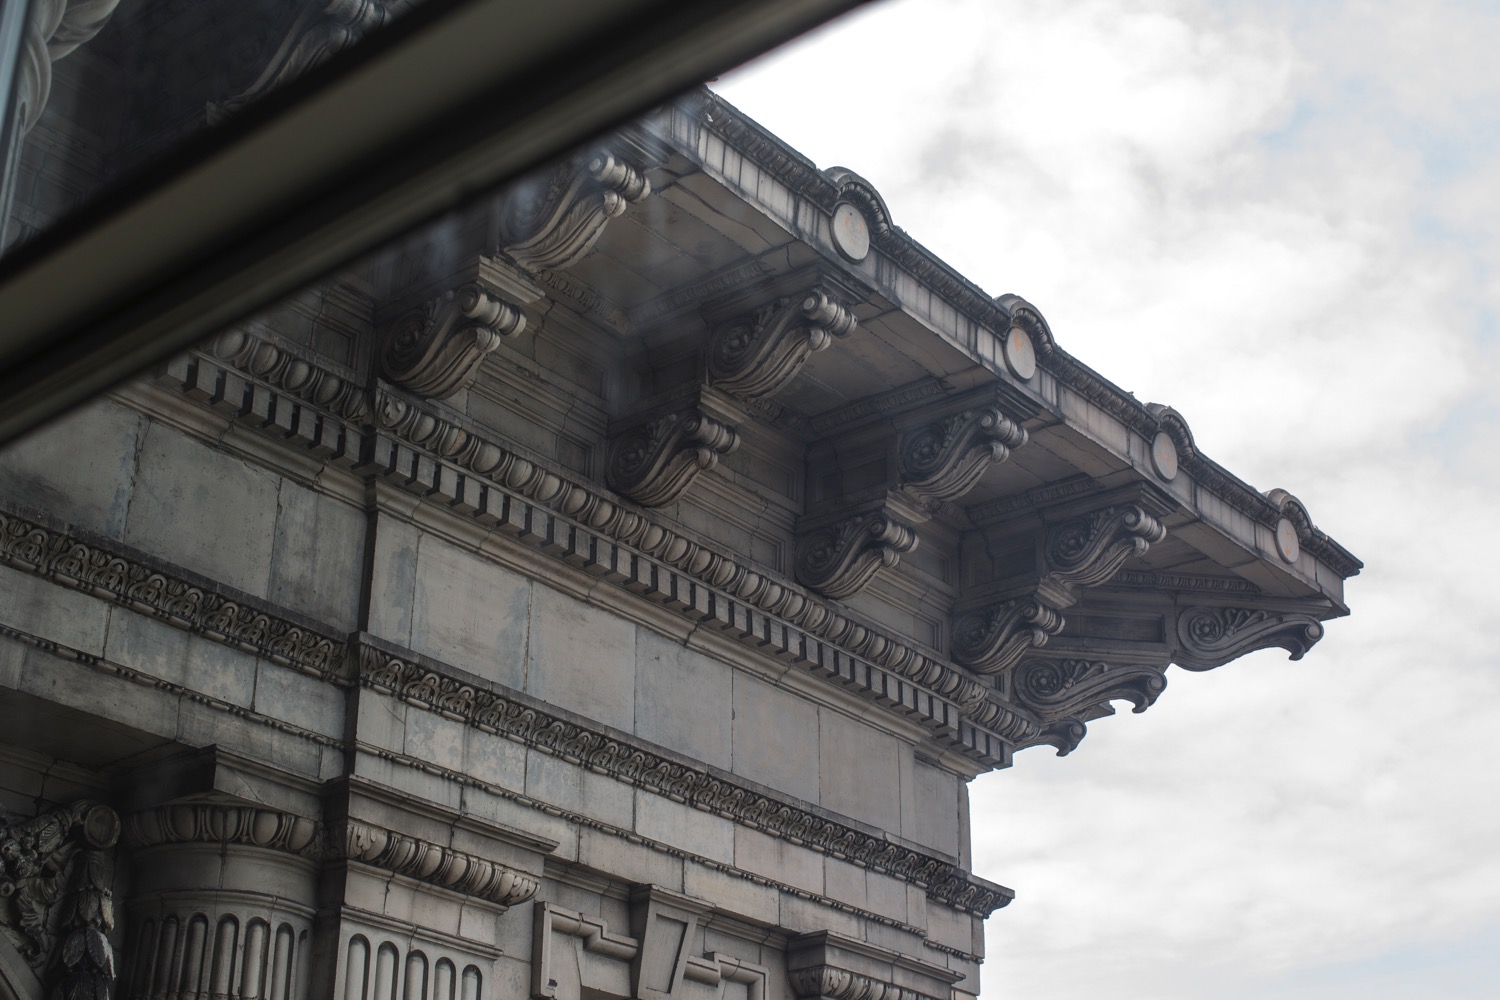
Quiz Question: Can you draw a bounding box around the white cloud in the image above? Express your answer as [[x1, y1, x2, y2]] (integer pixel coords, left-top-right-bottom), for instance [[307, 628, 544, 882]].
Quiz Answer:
[[722, 0, 1500, 996]]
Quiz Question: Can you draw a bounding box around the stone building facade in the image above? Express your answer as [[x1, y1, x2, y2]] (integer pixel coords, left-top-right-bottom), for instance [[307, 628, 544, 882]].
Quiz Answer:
[[0, 5, 1358, 1000]]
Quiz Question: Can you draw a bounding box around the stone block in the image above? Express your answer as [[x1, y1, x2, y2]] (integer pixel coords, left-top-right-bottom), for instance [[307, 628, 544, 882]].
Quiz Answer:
[[19, 644, 178, 740], [254, 661, 345, 738], [124, 421, 280, 597], [0, 565, 110, 655], [822, 858, 866, 911], [818, 708, 901, 833], [730, 673, 819, 804], [412, 534, 530, 688], [0, 399, 142, 539], [353, 690, 407, 753], [733, 828, 821, 894], [172, 697, 323, 779], [403, 707, 469, 774], [350, 749, 462, 813], [684, 862, 781, 926], [367, 515, 420, 646], [268, 484, 365, 629], [923, 902, 980, 955], [525, 584, 636, 733], [911, 761, 961, 858], [578, 828, 683, 891], [525, 750, 633, 830], [634, 630, 732, 770], [864, 870, 909, 925], [462, 726, 526, 792], [458, 785, 579, 861], [777, 894, 860, 939], [634, 791, 734, 863]]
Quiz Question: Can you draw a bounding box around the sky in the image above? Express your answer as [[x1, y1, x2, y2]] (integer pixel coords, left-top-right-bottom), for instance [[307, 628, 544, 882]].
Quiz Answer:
[[718, 1, 1500, 997]]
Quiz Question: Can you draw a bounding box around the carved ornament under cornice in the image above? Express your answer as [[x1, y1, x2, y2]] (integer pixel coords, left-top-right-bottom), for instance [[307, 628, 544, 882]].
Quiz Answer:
[[499, 144, 655, 272], [606, 406, 739, 507], [0, 801, 119, 1000], [707, 288, 857, 400], [788, 967, 936, 1000], [14, 0, 122, 135], [210, 329, 369, 421], [950, 598, 1064, 675], [334, 820, 539, 907], [1013, 657, 1167, 723], [209, 0, 407, 122], [378, 282, 525, 399], [1174, 606, 1325, 671], [898, 405, 1027, 506], [1042, 503, 1167, 602], [795, 507, 918, 600]]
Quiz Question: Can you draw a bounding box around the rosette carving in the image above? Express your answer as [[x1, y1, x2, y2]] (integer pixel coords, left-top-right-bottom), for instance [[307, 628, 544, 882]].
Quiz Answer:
[[795, 509, 917, 600], [707, 289, 857, 400], [1013, 657, 1167, 721], [950, 599, 1064, 674], [1044, 503, 1166, 594], [899, 405, 1027, 504], [379, 282, 525, 399], [0, 801, 119, 1000], [1175, 606, 1325, 671], [607, 408, 739, 507], [500, 149, 652, 272]]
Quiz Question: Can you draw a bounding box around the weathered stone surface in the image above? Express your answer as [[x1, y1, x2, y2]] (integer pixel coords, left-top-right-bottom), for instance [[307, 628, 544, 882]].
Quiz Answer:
[[731, 673, 820, 805]]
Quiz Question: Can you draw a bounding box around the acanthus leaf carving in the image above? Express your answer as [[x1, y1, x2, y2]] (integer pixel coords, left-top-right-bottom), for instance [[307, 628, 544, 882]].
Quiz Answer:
[[1013, 657, 1167, 722], [795, 508, 917, 600], [1175, 605, 1325, 671], [379, 282, 525, 399], [898, 405, 1027, 505], [0, 801, 120, 1000], [500, 148, 653, 272], [950, 598, 1065, 675], [607, 407, 739, 507], [707, 288, 857, 400], [1043, 503, 1167, 597]]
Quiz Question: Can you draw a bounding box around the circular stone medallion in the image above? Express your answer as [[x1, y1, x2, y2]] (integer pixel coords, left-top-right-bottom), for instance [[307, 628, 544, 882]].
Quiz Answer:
[[1003, 326, 1038, 380], [832, 202, 870, 261], [1150, 431, 1179, 481], [1275, 516, 1300, 563]]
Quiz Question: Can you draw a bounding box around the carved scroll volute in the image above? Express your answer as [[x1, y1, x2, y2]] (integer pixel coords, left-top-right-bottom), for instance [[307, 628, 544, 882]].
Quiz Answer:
[[1175, 606, 1325, 671], [899, 406, 1027, 505], [500, 149, 652, 272], [1015, 657, 1167, 719], [0, 801, 120, 1000], [795, 509, 918, 600], [950, 598, 1065, 674], [1043, 503, 1167, 596], [706, 289, 857, 400], [379, 282, 525, 399], [607, 408, 739, 507]]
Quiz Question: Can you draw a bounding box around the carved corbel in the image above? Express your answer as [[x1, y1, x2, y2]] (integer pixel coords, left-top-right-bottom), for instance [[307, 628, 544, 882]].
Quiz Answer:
[[607, 406, 739, 507], [795, 507, 918, 600], [950, 598, 1064, 675], [706, 287, 857, 400], [1041, 502, 1167, 603], [0, 801, 120, 1000], [1009, 658, 1168, 759], [1174, 606, 1325, 671], [1013, 718, 1089, 758], [208, 0, 403, 122], [898, 405, 1027, 505], [378, 281, 525, 399], [500, 142, 655, 272]]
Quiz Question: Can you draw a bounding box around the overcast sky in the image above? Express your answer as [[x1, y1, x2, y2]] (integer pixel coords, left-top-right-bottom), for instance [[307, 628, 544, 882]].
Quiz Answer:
[[719, 1, 1500, 996]]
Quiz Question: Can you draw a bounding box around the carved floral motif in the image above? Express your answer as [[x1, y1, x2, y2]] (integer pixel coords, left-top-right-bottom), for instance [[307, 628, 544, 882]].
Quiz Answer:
[[1175, 606, 1325, 671], [707, 289, 857, 400], [795, 509, 918, 600], [950, 599, 1064, 675], [898, 405, 1027, 505], [0, 801, 119, 1000], [606, 408, 739, 507], [379, 282, 525, 399]]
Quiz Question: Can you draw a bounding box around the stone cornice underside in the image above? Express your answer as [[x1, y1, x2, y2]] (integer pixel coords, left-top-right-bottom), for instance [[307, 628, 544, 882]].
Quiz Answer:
[[0, 506, 1014, 919], [155, 338, 1039, 764], [685, 89, 1362, 581]]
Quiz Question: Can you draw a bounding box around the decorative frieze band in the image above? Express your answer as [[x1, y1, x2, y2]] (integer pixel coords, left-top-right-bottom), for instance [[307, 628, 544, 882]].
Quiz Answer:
[[355, 637, 1014, 917]]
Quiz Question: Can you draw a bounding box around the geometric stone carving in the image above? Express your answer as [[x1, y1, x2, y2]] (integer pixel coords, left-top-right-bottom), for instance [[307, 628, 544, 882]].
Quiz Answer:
[[500, 146, 653, 273], [0, 801, 119, 1000], [898, 405, 1027, 506], [707, 287, 857, 400], [950, 598, 1065, 675], [607, 405, 740, 507], [1042, 502, 1167, 599], [379, 282, 526, 399], [794, 506, 918, 600], [1174, 606, 1325, 671], [209, 329, 370, 421]]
